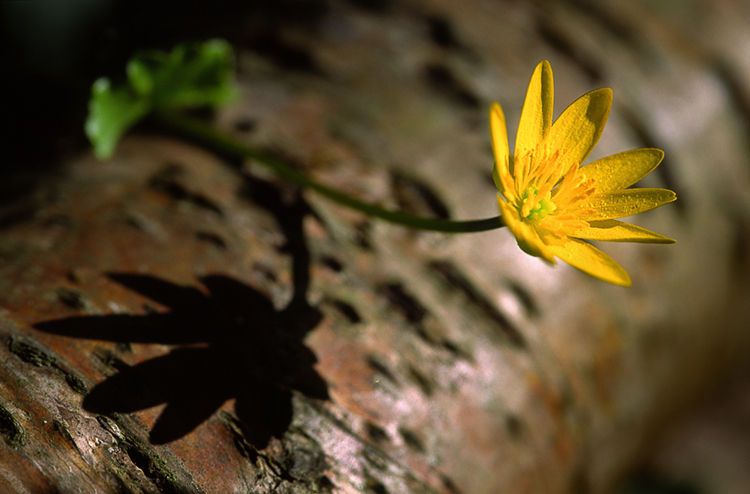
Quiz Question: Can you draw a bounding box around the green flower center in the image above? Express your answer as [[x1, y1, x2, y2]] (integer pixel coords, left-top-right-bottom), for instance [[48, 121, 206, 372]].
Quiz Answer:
[[521, 186, 556, 221]]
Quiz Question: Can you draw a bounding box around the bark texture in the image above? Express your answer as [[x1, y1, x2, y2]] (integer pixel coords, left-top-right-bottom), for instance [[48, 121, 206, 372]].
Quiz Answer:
[[2, 1, 750, 493]]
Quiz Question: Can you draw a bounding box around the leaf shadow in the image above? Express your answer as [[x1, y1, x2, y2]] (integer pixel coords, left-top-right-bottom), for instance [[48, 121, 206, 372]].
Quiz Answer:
[[34, 177, 328, 447]]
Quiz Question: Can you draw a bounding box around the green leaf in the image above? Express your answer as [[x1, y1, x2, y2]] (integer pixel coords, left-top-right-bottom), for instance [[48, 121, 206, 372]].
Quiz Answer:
[[85, 78, 151, 160], [85, 39, 237, 160], [137, 38, 237, 109], [126, 59, 155, 96]]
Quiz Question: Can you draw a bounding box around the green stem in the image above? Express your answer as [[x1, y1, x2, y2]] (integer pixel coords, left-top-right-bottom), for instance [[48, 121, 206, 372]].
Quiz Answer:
[[154, 110, 504, 233]]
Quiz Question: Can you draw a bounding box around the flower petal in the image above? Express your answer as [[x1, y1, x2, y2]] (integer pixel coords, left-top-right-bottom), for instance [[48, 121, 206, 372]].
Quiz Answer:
[[490, 102, 510, 191], [566, 219, 676, 243], [576, 188, 677, 220], [543, 236, 632, 286], [582, 148, 664, 193], [547, 88, 612, 173], [497, 196, 555, 263], [515, 61, 553, 160]]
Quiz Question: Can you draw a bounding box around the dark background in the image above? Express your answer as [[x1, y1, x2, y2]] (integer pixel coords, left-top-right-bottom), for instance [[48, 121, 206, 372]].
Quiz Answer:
[[0, 0, 329, 200]]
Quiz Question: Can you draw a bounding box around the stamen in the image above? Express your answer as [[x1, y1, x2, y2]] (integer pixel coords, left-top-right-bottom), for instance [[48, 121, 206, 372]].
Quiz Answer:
[[552, 168, 597, 211], [515, 150, 531, 188], [519, 186, 556, 222], [499, 163, 517, 202]]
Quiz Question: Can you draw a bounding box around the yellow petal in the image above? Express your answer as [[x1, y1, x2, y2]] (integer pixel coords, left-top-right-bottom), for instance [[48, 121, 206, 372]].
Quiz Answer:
[[566, 219, 676, 243], [490, 102, 510, 191], [582, 148, 664, 193], [497, 196, 555, 263], [547, 88, 612, 173], [576, 188, 677, 221], [515, 61, 553, 159], [492, 162, 503, 193], [543, 236, 632, 286]]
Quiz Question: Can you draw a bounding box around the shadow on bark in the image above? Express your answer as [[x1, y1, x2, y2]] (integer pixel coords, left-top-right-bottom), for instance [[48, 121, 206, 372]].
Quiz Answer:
[[34, 179, 328, 447]]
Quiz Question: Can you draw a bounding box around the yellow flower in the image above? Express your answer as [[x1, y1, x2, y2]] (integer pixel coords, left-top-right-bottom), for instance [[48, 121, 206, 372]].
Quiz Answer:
[[491, 61, 675, 286]]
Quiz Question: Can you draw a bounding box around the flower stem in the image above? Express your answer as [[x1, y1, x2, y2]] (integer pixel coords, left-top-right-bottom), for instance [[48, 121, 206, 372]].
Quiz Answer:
[[154, 110, 504, 233]]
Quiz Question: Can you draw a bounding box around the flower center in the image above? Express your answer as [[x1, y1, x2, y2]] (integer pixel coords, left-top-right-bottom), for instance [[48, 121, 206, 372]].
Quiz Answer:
[[521, 186, 556, 222]]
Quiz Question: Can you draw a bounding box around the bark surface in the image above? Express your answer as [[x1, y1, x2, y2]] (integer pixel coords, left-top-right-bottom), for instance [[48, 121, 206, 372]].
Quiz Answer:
[[2, 1, 750, 493]]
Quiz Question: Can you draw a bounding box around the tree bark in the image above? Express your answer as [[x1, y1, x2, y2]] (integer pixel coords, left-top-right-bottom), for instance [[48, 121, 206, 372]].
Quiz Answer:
[[2, 1, 750, 493]]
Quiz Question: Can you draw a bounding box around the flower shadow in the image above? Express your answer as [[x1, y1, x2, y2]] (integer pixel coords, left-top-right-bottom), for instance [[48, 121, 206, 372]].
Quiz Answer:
[[34, 178, 328, 447]]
